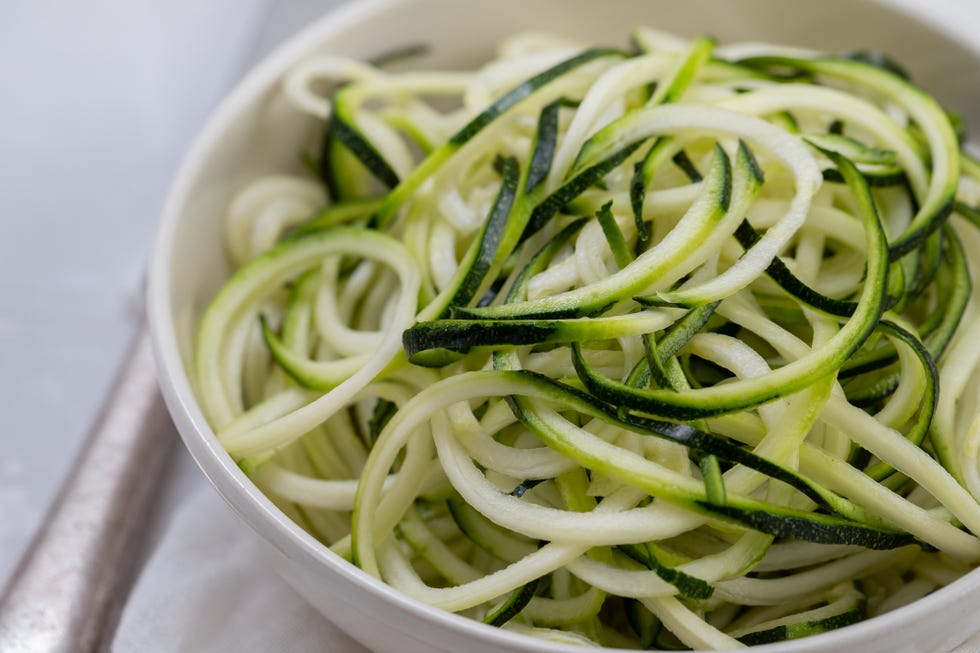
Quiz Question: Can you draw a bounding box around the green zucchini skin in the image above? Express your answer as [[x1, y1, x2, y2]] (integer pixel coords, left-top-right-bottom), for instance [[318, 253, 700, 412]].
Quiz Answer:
[[738, 55, 960, 260], [322, 109, 401, 197], [445, 155, 521, 310], [483, 579, 541, 627], [486, 367, 914, 551], [620, 543, 713, 600], [452, 48, 625, 147], [525, 98, 579, 194], [568, 150, 887, 420], [523, 140, 646, 241], [404, 311, 673, 364], [737, 598, 866, 645], [733, 219, 857, 318], [371, 48, 626, 229]]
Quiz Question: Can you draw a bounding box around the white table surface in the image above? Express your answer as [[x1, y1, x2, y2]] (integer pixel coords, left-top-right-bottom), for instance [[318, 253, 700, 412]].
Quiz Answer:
[[1, 0, 978, 648]]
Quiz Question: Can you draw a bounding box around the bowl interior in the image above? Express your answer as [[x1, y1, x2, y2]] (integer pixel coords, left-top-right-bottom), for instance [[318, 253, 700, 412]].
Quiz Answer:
[[149, 1, 980, 651]]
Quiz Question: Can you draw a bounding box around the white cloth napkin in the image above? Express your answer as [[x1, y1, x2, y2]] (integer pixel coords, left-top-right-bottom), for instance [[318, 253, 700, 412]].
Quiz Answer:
[[112, 448, 368, 653]]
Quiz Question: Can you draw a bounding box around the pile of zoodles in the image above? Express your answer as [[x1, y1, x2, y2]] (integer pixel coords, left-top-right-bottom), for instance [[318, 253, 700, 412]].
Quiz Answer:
[[195, 28, 980, 649]]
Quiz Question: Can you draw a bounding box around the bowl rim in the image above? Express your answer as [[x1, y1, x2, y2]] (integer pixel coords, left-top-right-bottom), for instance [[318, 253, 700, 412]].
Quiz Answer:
[[147, 0, 980, 650]]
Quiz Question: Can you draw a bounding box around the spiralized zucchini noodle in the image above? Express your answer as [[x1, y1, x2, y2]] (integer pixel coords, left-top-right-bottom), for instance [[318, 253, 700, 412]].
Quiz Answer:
[[195, 28, 980, 649]]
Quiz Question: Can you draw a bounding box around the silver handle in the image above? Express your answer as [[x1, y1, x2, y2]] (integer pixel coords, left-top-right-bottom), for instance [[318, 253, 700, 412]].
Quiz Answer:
[[0, 325, 175, 652]]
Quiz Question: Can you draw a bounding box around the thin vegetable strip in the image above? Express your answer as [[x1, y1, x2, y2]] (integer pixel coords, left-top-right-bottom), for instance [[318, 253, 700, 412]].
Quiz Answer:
[[195, 29, 980, 649]]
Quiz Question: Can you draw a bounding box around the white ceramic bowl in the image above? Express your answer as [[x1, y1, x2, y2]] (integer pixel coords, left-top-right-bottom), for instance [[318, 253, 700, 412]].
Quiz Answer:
[[148, 1, 980, 651]]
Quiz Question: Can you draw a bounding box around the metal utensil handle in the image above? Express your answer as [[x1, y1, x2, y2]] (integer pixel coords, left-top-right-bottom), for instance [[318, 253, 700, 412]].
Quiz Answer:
[[0, 325, 175, 653]]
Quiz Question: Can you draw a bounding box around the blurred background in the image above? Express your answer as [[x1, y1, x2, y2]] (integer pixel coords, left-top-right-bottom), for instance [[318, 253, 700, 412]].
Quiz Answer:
[[0, 0, 347, 590]]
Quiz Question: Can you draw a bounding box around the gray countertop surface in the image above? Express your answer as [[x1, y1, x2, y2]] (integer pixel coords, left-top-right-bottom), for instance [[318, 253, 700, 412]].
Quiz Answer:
[[0, 0, 344, 589]]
